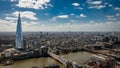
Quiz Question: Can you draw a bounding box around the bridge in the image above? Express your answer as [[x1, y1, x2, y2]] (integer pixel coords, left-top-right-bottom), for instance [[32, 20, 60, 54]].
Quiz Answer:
[[47, 51, 82, 68], [84, 48, 120, 60], [48, 51, 68, 65]]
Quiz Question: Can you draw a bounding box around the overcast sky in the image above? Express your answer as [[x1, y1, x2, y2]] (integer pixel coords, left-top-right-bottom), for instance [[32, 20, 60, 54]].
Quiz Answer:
[[0, 0, 120, 32]]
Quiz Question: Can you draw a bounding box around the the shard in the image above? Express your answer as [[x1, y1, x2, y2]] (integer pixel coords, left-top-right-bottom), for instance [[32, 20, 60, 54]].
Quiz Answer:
[[15, 13, 23, 49]]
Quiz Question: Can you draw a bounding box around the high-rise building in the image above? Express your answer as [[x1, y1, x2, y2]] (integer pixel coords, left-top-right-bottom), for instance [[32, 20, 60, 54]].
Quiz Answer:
[[15, 13, 23, 49]]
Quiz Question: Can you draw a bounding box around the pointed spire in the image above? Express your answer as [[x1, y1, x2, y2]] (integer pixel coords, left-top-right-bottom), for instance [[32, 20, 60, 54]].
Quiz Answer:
[[18, 12, 20, 18], [18, 12, 21, 21], [15, 12, 23, 50]]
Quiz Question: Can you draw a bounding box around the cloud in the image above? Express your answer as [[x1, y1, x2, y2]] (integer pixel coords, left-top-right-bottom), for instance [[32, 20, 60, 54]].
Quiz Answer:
[[80, 14, 86, 17], [5, 17, 17, 20], [114, 7, 120, 10], [22, 21, 38, 26], [0, 18, 39, 31], [11, 0, 16, 2], [70, 13, 75, 16], [0, 11, 39, 31], [23, 22, 120, 32], [45, 13, 48, 15], [0, 19, 16, 31], [89, 5, 105, 9], [57, 15, 69, 18], [12, 11, 38, 20], [87, 0, 105, 9], [106, 15, 114, 18], [107, 18, 117, 21], [72, 3, 80, 6], [106, 15, 117, 21], [15, 0, 51, 9], [50, 22, 120, 32], [114, 7, 120, 12], [104, 3, 112, 7], [87, 1, 102, 5], [69, 20, 77, 22], [51, 15, 69, 21], [116, 13, 120, 16], [30, 22, 38, 25], [76, 7, 83, 10], [0, 18, 120, 32], [109, 4, 112, 7]]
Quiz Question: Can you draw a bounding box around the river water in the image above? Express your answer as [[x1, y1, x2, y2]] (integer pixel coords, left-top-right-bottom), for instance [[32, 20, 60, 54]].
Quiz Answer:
[[0, 51, 120, 68]]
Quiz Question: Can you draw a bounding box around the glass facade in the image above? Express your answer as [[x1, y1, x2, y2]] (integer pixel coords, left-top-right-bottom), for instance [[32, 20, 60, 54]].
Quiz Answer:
[[15, 13, 23, 49]]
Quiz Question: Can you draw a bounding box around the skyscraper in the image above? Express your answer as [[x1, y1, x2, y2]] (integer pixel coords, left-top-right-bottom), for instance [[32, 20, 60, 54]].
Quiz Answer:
[[15, 13, 23, 49]]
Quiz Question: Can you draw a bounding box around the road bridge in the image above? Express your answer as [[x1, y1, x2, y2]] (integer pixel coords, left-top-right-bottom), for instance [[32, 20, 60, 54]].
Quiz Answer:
[[47, 51, 82, 68]]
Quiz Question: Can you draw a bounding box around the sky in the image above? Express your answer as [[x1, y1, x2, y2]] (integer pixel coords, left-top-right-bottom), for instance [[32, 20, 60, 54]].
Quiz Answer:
[[0, 0, 120, 32]]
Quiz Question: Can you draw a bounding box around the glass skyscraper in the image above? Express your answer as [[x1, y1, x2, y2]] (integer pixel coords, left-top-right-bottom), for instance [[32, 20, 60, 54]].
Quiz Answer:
[[15, 13, 23, 49]]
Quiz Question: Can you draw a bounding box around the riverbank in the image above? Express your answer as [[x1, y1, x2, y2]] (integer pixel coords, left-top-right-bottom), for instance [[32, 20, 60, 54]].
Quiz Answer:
[[0, 51, 120, 68]]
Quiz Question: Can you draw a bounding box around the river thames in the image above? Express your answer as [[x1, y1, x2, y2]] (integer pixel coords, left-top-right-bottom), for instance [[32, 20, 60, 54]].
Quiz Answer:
[[0, 51, 120, 68]]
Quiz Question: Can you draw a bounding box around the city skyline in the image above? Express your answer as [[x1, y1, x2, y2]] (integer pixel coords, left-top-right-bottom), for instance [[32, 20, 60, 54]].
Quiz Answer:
[[0, 0, 120, 32]]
